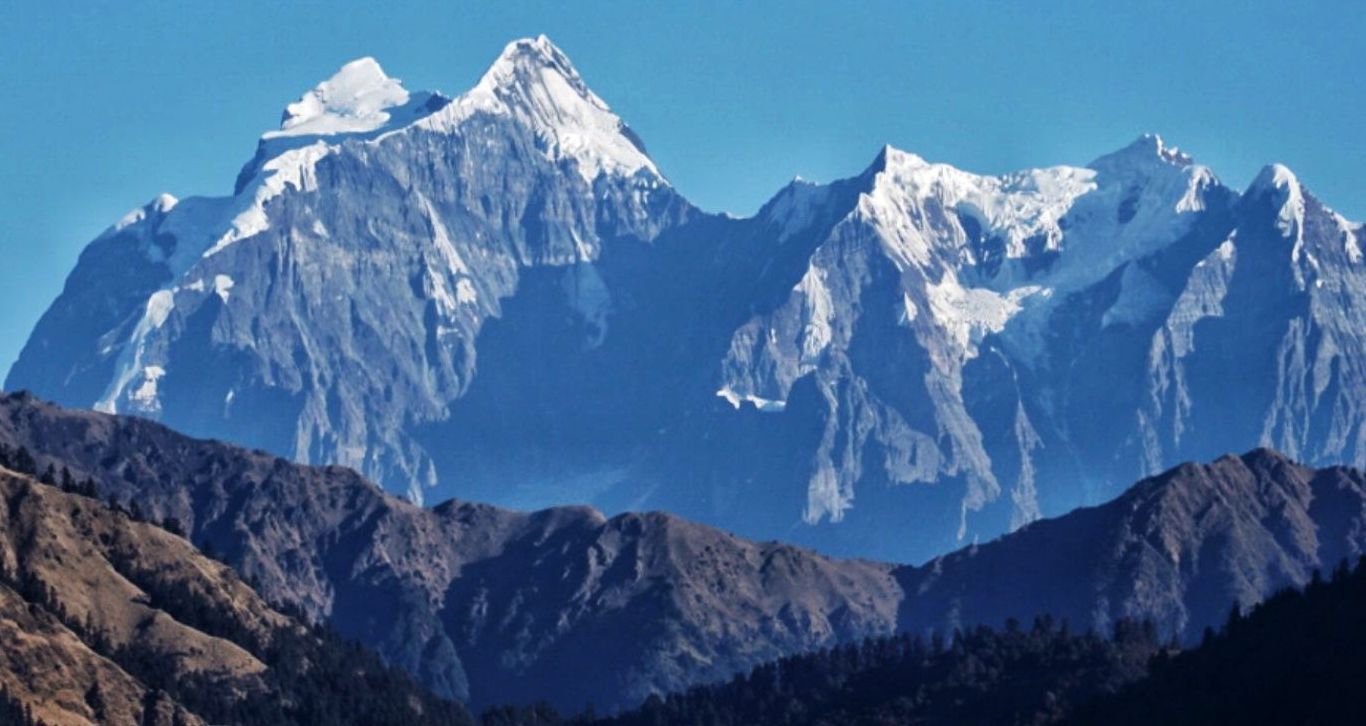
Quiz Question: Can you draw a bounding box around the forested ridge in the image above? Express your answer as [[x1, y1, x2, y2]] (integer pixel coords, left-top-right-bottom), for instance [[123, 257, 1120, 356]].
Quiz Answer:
[[487, 559, 1366, 725], [1070, 557, 1366, 725]]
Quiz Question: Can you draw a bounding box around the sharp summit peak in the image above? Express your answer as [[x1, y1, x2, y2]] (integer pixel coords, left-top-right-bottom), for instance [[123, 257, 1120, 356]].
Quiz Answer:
[[1089, 132, 1195, 171], [471, 33, 595, 100]]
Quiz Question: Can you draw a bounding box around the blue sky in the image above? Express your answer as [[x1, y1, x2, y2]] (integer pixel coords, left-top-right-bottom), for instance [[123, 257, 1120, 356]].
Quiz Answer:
[[2, 1, 1363, 376]]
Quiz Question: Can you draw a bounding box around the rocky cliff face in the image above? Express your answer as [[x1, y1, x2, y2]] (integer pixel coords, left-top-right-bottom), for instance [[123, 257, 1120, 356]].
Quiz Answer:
[[9, 37, 1365, 564], [7, 36, 691, 508]]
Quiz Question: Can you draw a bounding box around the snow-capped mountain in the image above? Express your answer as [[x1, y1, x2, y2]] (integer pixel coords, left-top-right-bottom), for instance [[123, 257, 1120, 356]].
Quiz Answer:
[[721, 138, 1223, 532], [10, 37, 1365, 563], [10, 36, 689, 504]]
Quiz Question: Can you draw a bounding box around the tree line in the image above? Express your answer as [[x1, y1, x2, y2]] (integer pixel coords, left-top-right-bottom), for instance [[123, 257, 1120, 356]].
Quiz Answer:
[[483, 559, 1366, 725]]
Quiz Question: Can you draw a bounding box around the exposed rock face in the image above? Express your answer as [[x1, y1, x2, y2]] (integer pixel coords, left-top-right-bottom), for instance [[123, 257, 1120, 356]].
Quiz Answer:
[[7, 36, 690, 508], [698, 137, 1366, 562], [10, 37, 1365, 564], [0, 463, 465, 726]]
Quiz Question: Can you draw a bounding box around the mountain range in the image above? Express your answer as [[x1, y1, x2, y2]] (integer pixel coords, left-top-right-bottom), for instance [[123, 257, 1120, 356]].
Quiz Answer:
[[0, 392, 901, 712], [8, 36, 1364, 564], [2, 391, 1363, 713]]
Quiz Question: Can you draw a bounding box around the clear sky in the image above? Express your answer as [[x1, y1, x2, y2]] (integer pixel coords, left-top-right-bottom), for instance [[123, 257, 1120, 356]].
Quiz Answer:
[[2, 1, 1363, 376]]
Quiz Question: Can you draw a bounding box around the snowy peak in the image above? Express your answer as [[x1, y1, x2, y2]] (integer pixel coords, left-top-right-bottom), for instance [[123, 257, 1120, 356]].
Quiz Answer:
[[852, 144, 1096, 270], [150, 192, 179, 213], [238, 38, 659, 195], [1089, 133, 1194, 174], [236, 57, 448, 193], [111, 193, 178, 236], [474, 35, 598, 107], [869, 144, 930, 173], [1248, 162, 1302, 198], [1247, 163, 1306, 235], [429, 35, 660, 182], [268, 56, 412, 139]]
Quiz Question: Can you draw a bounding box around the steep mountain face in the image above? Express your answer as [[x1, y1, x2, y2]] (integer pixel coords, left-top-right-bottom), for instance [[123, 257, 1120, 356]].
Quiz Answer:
[[710, 139, 1236, 548], [7, 36, 691, 506], [1, 393, 1363, 712], [0, 392, 905, 713], [0, 464, 468, 726], [9, 38, 1366, 565]]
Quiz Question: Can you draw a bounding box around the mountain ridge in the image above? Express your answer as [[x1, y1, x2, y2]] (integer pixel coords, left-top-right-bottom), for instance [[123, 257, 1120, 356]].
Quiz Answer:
[[9, 35, 1365, 564], [2, 392, 1365, 712], [0, 391, 904, 712], [0, 459, 470, 726]]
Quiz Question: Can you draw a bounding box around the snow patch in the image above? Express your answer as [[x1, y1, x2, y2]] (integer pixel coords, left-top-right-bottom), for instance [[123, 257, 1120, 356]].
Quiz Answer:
[[899, 292, 919, 324], [925, 269, 1027, 357], [456, 278, 479, 305], [1340, 215, 1363, 265], [418, 194, 470, 275], [115, 194, 179, 233], [716, 387, 787, 412], [795, 263, 835, 361], [131, 366, 166, 409], [95, 289, 176, 414], [213, 274, 235, 302], [206, 142, 332, 257], [1250, 163, 1305, 237], [144, 289, 175, 328]]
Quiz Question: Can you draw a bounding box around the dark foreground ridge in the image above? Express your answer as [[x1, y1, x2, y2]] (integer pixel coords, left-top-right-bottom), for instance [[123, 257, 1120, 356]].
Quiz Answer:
[[500, 559, 1366, 725], [0, 462, 467, 726], [3, 390, 1366, 714], [0, 391, 905, 712]]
